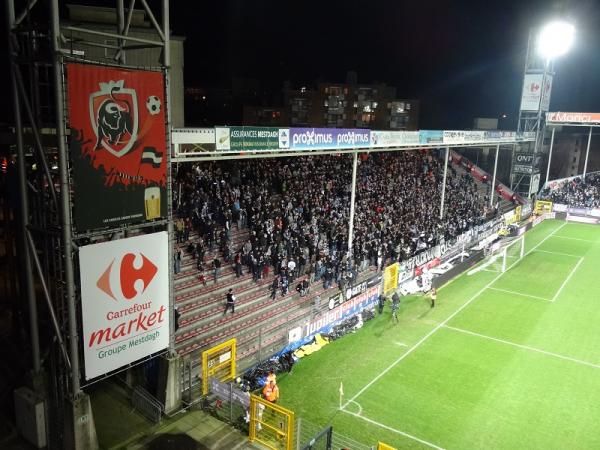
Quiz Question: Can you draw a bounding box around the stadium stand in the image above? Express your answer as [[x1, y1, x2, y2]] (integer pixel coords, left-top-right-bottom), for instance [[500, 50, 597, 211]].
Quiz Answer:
[[539, 173, 600, 207], [172, 149, 494, 370]]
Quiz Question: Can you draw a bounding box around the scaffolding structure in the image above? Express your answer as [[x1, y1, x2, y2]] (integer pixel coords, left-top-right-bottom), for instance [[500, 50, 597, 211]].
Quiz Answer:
[[6, 1, 172, 447]]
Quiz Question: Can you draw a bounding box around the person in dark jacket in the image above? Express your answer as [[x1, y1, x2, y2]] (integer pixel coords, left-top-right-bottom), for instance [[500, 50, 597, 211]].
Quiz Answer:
[[224, 289, 236, 315]]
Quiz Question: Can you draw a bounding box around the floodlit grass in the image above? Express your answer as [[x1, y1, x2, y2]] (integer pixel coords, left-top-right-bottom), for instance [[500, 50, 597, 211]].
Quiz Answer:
[[277, 219, 600, 449]]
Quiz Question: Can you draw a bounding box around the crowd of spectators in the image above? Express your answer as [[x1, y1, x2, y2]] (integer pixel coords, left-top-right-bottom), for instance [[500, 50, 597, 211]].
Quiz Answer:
[[173, 150, 491, 297], [539, 173, 600, 208]]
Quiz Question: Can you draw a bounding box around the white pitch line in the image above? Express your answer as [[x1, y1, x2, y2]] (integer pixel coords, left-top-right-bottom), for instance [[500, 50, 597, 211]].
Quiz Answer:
[[551, 235, 597, 243], [444, 325, 600, 370], [487, 287, 552, 302], [342, 409, 446, 450], [551, 257, 584, 302], [395, 342, 408, 347], [533, 249, 582, 258], [340, 221, 567, 410]]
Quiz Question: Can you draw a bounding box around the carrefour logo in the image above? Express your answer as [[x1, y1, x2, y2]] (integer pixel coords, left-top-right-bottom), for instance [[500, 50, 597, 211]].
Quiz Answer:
[[96, 252, 158, 302]]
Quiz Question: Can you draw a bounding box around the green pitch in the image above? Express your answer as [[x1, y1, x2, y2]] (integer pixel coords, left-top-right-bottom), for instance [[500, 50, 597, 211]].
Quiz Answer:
[[276, 219, 600, 449]]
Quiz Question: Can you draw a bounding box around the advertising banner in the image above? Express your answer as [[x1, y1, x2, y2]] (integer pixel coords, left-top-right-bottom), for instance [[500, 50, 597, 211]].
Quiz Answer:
[[546, 112, 600, 125], [443, 130, 466, 144], [464, 130, 486, 143], [520, 73, 544, 111], [290, 128, 371, 150], [283, 285, 380, 352], [419, 130, 444, 144], [370, 131, 419, 148], [512, 152, 538, 174], [172, 128, 216, 156], [215, 126, 289, 151], [67, 64, 167, 232], [79, 232, 169, 380]]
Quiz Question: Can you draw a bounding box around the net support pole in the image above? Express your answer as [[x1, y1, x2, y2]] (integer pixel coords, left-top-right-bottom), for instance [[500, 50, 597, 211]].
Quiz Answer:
[[490, 144, 500, 207], [502, 247, 507, 273], [439, 147, 450, 219], [545, 127, 556, 184], [583, 126, 592, 178], [347, 151, 358, 255], [520, 235, 525, 258], [51, 0, 81, 395]]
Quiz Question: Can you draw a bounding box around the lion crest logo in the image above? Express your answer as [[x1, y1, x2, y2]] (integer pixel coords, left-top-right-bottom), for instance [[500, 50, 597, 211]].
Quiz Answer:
[[89, 79, 139, 158]]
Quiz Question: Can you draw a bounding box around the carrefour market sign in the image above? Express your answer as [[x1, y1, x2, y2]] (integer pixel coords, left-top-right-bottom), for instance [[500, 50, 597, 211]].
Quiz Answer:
[[79, 232, 169, 380]]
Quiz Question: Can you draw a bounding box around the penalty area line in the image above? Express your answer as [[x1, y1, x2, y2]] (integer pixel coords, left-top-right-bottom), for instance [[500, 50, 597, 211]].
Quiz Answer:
[[340, 221, 567, 411], [551, 257, 584, 302], [341, 409, 445, 450]]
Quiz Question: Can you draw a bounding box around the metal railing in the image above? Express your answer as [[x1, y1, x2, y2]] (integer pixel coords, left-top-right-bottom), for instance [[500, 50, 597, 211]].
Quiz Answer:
[[131, 385, 164, 424]]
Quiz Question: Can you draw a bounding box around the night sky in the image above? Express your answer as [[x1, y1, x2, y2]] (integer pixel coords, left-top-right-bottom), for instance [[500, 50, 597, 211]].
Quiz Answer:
[[2, 0, 600, 129]]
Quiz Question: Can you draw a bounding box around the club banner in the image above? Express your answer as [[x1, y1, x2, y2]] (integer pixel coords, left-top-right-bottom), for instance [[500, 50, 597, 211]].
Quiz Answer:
[[67, 63, 167, 232], [79, 231, 169, 380]]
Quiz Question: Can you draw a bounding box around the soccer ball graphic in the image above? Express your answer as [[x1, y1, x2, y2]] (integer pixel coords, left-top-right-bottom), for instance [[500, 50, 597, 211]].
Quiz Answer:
[[146, 95, 161, 115]]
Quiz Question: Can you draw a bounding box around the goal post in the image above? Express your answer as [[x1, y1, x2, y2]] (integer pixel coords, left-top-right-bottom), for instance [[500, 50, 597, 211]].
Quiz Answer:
[[468, 235, 525, 276], [501, 235, 525, 272]]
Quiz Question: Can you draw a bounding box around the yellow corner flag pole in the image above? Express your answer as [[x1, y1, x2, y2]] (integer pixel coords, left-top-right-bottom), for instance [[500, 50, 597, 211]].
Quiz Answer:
[[339, 381, 344, 409]]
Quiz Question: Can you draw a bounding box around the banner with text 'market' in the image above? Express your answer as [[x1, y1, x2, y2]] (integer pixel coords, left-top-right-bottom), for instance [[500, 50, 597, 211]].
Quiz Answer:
[[67, 63, 167, 232], [79, 232, 169, 380]]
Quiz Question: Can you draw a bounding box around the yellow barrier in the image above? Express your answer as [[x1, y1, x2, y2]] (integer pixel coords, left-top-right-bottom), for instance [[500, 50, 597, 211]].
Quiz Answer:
[[249, 394, 294, 450], [378, 442, 397, 450], [383, 262, 399, 294], [201, 338, 237, 395], [534, 200, 553, 215]]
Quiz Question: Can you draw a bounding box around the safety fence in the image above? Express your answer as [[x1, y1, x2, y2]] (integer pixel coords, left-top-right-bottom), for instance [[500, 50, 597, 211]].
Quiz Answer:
[[131, 385, 164, 424], [296, 417, 371, 450]]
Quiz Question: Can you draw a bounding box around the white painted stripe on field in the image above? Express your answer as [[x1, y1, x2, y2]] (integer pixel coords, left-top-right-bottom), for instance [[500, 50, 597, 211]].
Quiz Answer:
[[533, 249, 582, 258], [340, 221, 567, 410], [444, 325, 600, 370], [551, 235, 597, 243], [487, 287, 552, 302], [551, 257, 584, 302], [342, 409, 446, 450], [395, 342, 408, 347]]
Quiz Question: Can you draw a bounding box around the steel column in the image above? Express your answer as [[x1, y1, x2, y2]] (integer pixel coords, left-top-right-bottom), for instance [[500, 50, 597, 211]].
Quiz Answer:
[[7, 0, 41, 375], [50, 0, 81, 395], [116, 0, 125, 64], [545, 127, 556, 184], [583, 126, 592, 178], [490, 145, 499, 207], [162, 0, 175, 352], [347, 152, 358, 254], [439, 147, 449, 219], [26, 229, 71, 370]]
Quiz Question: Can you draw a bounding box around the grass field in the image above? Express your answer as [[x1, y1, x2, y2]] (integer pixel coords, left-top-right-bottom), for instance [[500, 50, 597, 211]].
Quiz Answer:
[[276, 219, 600, 449]]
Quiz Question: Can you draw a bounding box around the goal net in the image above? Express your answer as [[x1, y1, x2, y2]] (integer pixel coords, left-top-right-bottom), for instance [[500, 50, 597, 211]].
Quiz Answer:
[[468, 235, 525, 275]]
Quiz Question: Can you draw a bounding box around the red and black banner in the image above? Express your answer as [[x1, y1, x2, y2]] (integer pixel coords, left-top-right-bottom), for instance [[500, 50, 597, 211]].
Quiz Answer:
[[67, 63, 167, 232]]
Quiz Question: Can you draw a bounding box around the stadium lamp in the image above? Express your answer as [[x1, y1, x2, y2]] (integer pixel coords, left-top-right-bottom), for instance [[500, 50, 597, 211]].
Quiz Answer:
[[537, 21, 575, 60]]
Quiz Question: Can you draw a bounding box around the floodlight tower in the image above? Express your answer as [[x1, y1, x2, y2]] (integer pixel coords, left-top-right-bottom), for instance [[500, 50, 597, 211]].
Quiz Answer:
[[514, 21, 575, 197]]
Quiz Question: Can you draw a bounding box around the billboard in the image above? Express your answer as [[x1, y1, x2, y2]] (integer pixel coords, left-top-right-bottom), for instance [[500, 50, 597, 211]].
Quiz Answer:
[[79, 232, 169, 380], [512, 152, 540, 174], [215, 126, 289, 151], [290, 128, 371, 150], [546, 112, 600, 125], [520, 73, 552, 112], [67, 64, 167, 232]]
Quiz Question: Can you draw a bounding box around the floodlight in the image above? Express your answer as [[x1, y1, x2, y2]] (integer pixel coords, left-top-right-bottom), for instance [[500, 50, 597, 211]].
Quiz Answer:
[[537, 21, 575, 60]]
